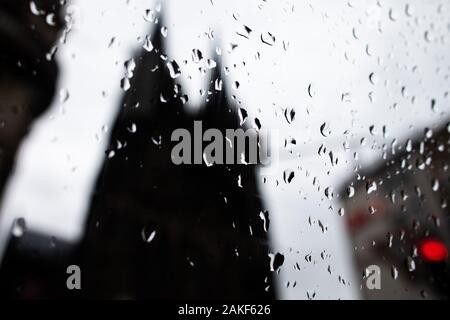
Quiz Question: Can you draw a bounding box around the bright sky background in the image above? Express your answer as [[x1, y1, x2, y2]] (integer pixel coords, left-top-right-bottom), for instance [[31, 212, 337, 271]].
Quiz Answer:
[[1, 0, 449, 299]]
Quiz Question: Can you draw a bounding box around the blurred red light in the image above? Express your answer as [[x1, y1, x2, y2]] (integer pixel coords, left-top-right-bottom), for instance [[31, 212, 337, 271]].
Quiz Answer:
[[419, 239, 448, 263]]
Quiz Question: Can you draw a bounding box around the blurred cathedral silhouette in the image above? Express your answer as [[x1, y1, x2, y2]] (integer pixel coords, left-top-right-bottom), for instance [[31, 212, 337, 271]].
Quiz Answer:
[[80, 22, 274, 299]]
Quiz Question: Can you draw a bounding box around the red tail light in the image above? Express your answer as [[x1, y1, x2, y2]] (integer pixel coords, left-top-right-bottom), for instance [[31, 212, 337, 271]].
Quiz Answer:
[[418, 239, 448, 263]]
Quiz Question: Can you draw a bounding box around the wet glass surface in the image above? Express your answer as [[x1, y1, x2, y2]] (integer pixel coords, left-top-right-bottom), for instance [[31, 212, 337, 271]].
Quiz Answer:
[[0, 0, 450, 300]]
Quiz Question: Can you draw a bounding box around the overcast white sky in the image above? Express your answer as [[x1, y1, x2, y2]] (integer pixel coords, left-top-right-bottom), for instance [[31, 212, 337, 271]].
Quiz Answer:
[[0, 0, 449, 299]]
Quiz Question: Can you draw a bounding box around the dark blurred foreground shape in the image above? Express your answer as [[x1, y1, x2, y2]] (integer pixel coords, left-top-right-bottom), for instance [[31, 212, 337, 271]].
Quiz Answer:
[[0, 0, 63, 197], [81, 24, 274, 299], [340, 123, 450, 299], [0, 0, 70, 298]]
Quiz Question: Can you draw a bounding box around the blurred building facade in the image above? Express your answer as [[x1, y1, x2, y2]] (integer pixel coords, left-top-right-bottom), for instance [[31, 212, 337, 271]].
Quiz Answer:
[[0, 0, 63, 199], [0, 0, 68, 299], [340, 124, 450, 299]]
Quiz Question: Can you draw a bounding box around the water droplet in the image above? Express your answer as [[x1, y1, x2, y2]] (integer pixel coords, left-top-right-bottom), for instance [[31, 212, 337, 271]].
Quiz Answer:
[[124, 58, 136, 78], [143, 9, 155, 22], [261, 32, 275, 46], [187, 257, 195, 267], [120, 77, 131, 91], [420, 290, 428, 299], [406, 256, 416, 272], [430, 99, 436, 112], [365, 44, 372, 56], [387, 232, 394, 248], [166, 60, 181, 79], [268, 252, 284, 271], [347, 186, 355, 198], [320, 122, 331, 137], [305, 253, 312, 262], [160, 26, 168, 37], [391, 266, 399, 279], [206, 58, 217, 69], [369, 72, 378, 85], [127, 123, 137, 133], [238, 108, 248, 125], [12, 218, 26, 237], [389, 191, 396, 204], [318, 220, 327, 233], [324, 186, 334, 200], [46, 13, 56, 26], [306, 290, 316, 300], [284, 108, 295, 124], [227, 43, 238, 52], [214, 77, 223, 91], [180, 94, 189, 104], [424, 30, 435, 43], [141, 227, 156, 243], [431, 179, 439, 192], [151, 135, 162, 146], [108, 37, 116, 48], [59, 88, 70, 103], [259, 210, 270, 232], [283, 170, 295, 184], [352, 27, 359, 40], [405, 4, 414, 17], [30, 1, 44, 15], [236, 24, 252, 39], [203, 151, 214, 167], [366, 181, 377, 194], [237, 174, 243, 188], [405, 139, 413, 152], [191, 49, 203, 63], [416, 158, 426, 170], [388, 8, 398, 21], [143, 35, 154, 52], [308, 83, 316, 98]]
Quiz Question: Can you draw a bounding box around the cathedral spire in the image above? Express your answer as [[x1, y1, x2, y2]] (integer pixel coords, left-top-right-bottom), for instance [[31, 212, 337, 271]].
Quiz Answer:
[[202, 52, 239, 131]]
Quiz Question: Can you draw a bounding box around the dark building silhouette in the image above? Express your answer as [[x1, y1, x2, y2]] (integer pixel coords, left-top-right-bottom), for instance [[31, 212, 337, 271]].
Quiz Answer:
[[0, 0, 62, 198], [81, 23, 274, 299], [0, 0, 67, 299]]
